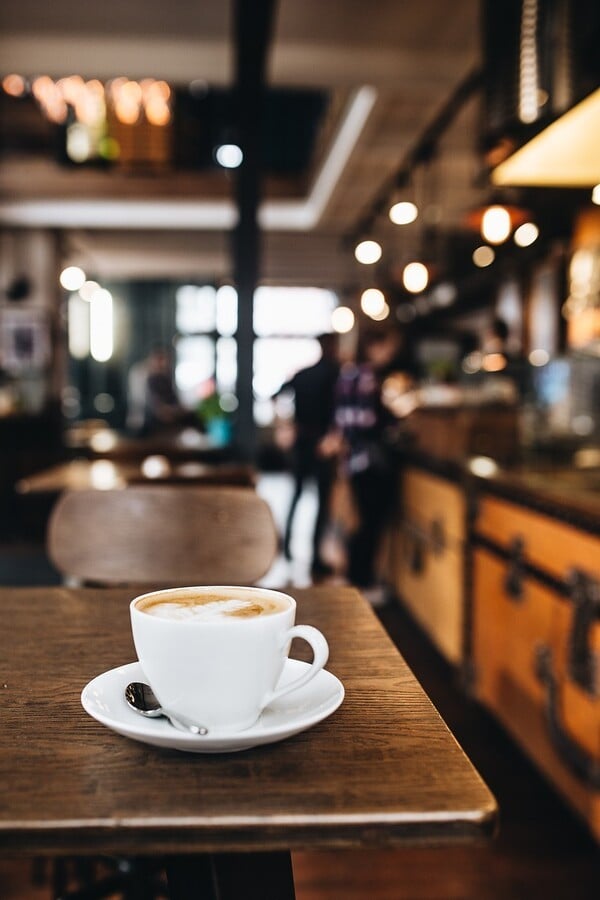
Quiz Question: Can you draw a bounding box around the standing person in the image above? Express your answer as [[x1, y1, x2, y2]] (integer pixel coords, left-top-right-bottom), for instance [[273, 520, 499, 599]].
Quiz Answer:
[[333, 327, 404, 601], [139, 345, 190, 435], [276, 333, 340, 576]]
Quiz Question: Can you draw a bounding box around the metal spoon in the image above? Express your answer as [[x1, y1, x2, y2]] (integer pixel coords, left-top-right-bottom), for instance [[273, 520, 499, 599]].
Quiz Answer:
[[125, 682, 208, 735]]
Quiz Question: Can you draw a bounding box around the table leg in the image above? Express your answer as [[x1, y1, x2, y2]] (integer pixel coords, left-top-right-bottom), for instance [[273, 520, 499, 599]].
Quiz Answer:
[[165, 851, 296, 900]]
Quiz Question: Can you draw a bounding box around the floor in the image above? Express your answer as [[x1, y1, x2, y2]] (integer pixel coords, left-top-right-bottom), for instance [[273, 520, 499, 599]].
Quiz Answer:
[[2, 473, 600, 898]]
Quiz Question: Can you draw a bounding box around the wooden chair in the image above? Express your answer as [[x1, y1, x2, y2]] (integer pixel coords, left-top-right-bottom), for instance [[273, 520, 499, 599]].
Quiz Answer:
[[45, 485, 279, 899], [47, 485, 278, 587]]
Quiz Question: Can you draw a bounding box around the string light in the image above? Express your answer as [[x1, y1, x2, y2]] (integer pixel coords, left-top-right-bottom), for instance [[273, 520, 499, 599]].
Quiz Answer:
[[360, 288, 386, 318], [472, 246, 495, 267], [481, 206, 511, 244], [402, 262, 429, 294], [59, 266, 86, 291], [331, 306, 355, 333], [514, 222, 539, 247], [354, 240, 382, 265], [389, 201, 418, 225]]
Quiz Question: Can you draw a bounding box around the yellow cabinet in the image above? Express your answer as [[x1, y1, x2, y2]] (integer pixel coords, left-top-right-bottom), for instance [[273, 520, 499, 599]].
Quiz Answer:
[[390, 467, 466, 665], [472, 495, 600, 840]]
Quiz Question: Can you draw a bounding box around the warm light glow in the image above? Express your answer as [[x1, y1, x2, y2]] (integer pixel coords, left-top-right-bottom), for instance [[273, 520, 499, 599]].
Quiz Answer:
[[519, 0, 540, 124], [389, 201, 418, 225], [115, 99, 141, 125], [354, 240, 382, 265], [472, 245, 495, 268], [89, 460, 122, 490], [331, 306, 355, 333], [468, 456, 499, 478], [481, 206, 511, 244], [514, 222, 539, 247], [370, 302, 390, 322], [402, 261, 428, 293], [141, 455, 171, 479], [215, 144, 243, 168], [142, 80, 171, 126], [592, 185, 600, 205], [492, 87, 600, 187], [60, 266, 86, 291], [529, 348, 550, 367], [90, 430, 118, 453], [90, 289, 113, 362], [145, 99, 171, 126], [2, 74, 26, 97], [360, 288, 386, 318], [482, 352, 507, 372]]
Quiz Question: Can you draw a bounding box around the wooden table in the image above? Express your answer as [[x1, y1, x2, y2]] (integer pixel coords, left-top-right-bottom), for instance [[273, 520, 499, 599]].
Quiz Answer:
[[0, 585, 497, 898], [65, 426, 229, 462], [15, 458, 256, 494]]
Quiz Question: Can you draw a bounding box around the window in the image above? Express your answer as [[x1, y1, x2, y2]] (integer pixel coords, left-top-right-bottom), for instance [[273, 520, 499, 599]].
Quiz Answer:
[[174, 284, 337, 425]]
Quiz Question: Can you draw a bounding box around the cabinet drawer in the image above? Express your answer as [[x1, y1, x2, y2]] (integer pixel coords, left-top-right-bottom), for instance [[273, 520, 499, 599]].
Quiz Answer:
[[472, 546, 600, 838], [394, 523, 464, 665], [475, 495, 600, 583], [403, 468, 465, 544]]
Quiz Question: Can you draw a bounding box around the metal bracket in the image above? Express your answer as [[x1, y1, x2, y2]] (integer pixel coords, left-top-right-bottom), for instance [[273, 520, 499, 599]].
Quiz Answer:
[[566, 569, 600, 697], [534, 643, 600, 789], [503, 535, 526, 602]]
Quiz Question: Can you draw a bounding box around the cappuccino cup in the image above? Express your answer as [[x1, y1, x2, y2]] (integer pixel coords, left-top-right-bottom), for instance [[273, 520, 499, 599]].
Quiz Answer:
[[130, 585, 329, 733]]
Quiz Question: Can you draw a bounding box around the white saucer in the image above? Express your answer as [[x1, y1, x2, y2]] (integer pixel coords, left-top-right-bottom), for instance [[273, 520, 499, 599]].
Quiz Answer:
[[81, 660, 344, 753]]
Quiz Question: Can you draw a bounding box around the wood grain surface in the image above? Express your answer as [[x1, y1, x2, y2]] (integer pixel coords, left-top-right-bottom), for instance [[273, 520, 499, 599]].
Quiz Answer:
[[16, 460, 256, 494], [46, 486, 277, 586], [0, 585, 497, 857]]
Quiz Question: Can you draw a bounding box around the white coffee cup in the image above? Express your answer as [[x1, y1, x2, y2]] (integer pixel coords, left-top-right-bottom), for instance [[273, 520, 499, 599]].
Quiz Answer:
[[130, 585, 329, 733]]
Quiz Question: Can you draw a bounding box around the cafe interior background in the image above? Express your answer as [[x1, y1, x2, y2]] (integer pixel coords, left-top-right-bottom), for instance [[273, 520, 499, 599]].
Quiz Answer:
[[1, 0, 600, 896]]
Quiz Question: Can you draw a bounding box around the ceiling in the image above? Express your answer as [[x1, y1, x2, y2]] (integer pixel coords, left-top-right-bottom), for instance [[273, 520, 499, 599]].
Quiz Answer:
[[0, 0, 484, 286]]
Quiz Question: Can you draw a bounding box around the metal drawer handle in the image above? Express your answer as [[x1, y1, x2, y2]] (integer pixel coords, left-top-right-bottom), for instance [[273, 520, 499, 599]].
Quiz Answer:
[[504, 535, 525, 602], [566, 569, 600, 697], [430, 518, 446, 556], [534, 644, 600, 789], [403, 522, 426, 574]]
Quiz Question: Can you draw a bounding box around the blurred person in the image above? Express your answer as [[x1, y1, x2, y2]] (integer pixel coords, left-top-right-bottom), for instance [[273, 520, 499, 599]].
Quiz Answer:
[[131, 345, 192, 436], [331, 327, 405, 601], [274, 333, 340, 576]]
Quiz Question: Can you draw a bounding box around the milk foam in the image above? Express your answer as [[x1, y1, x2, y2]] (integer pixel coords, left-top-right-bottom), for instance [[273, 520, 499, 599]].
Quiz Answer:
[[143, 597, 270, 621]]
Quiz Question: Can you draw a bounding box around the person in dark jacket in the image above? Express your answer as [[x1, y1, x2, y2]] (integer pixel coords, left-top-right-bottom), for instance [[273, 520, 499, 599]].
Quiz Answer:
[[276, 333, 339, 576]]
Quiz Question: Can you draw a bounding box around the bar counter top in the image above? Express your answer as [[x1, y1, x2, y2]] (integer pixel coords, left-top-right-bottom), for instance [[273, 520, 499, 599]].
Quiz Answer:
[[399, 448, 600, 535]]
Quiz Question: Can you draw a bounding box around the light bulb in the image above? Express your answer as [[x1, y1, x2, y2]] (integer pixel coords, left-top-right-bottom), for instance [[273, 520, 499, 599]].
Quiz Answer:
[[514, 222, 539, 247], [60, 266, 86, 291], [472, 246, 495, 268], [481, 206, 511, 244], [360, 288, 386, 318], [331, 306, 355, 333], [402, 262, 428, 294], [354, 240, 382, 265], [389, 201, 418, 225]]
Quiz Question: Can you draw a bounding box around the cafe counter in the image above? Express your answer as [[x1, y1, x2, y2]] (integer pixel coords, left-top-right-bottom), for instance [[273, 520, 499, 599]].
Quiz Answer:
[[385, 450, 600, 842]]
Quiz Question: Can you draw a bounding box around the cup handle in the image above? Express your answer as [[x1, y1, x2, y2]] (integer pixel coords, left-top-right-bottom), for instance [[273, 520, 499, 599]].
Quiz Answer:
[[262, 625, 329, 708]]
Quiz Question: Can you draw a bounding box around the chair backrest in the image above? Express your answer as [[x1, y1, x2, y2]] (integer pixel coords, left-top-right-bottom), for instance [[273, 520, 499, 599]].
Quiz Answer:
[[47, 486, 278, 586]]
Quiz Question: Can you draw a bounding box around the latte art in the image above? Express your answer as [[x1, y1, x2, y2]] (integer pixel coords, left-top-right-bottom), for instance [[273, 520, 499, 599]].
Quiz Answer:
[[136, 589, 288, 622]]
